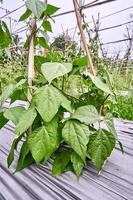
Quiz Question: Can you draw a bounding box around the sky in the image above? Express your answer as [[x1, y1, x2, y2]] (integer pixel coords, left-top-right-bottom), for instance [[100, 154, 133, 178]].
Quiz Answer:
[[0, 0, 133, 57]]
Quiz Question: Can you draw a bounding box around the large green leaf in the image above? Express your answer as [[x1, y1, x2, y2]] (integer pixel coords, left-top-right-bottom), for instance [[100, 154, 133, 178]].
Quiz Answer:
[[88, 129, 116, 171], [33, 85, 61, 122], [62, 120, 90, 162], [52, 150, 71, 176], [44, 4, 60, 16], [25, 0, 47, 19], [71, 105, 99, 125], [16, 141, 34, 172], [4, 106, 26, 125], [41, 62, 72, 83], [0, 112, 8, 129], [33, 84, 72, 122], [15, 107, 37, 136], [88, 73, 111, 94], [19, 9, 32, 21], [71, 151, 84, 177], [28, 117, 59, 163], [0, 21, 12, 49]]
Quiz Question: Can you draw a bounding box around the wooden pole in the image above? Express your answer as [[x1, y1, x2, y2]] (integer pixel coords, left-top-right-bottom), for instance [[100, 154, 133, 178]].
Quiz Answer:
[[73, 0, 96, 76], [43, 0, 48, 57], [28, 17, 36, 103]]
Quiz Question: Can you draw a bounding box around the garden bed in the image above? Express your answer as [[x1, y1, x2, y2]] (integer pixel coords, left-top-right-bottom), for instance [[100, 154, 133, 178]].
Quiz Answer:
[[0, 116, 133, 200]]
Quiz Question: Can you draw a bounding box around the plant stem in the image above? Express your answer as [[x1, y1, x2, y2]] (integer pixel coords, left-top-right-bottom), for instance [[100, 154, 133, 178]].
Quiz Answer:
[[62, 76, 65, 91], [72, 0, 96, 76]]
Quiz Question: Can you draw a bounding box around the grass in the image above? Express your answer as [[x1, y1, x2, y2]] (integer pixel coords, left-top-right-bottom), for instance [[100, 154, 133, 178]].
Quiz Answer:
[[106, 68, 133, 120]]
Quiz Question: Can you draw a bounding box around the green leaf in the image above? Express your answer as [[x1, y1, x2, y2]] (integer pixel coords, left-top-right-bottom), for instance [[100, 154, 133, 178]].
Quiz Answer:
[[89, 73, 111, 94], [88, 129, 116, 171], [33, 76, 47, 86], [15, 107, 37, 136], [34, 55, 45, 73], [7, 135, 23, 168], [33, 84, 72, 122], [28, 117, 59, 164], [73, 56, 88, 67], [4, 106, 26, 125], [104, 113, 117, 137], [41, 62, 72, 83], [10, 88, 27, 103], [71, 105, 99, 125], [71, 151, 84, 177], [37, 37, 49, 49], [14, 79, 26, 89], [46, 52, 62, 62], [0, 20, 12, 49], [0, 84, 14, 107], [42, 20, 52, 32], [71, 57, 88, 74], [15, 76, 26, 82], [0, 112, 8, 129], [0, 79, 26, 107], [104, 113, 124, 153], [52, 150, 70, 176], [7, 140, 17, 168], [63, 162, 73, 173], [19, 9, 32, 21], [62, 120, 89, 162], [60, 94, 73, 113], [33, 85, 60, 122], [16, 141, 34, 172], [44, 4, 60, 16], [25, 0, 47, 19]]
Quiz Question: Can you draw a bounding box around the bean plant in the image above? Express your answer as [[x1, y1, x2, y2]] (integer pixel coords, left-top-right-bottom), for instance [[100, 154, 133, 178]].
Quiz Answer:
[[0, 0, 123, 177]]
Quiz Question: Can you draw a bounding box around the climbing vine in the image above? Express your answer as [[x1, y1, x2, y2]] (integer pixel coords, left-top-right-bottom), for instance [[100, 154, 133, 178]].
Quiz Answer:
[[0, 0, 123, 177]]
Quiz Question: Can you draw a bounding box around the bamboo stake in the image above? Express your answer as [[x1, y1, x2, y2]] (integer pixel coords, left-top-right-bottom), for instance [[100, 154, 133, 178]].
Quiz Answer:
[[28, 17, 36, 103], [43, 0, 48, 57], [73, 0, 96, 76]]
